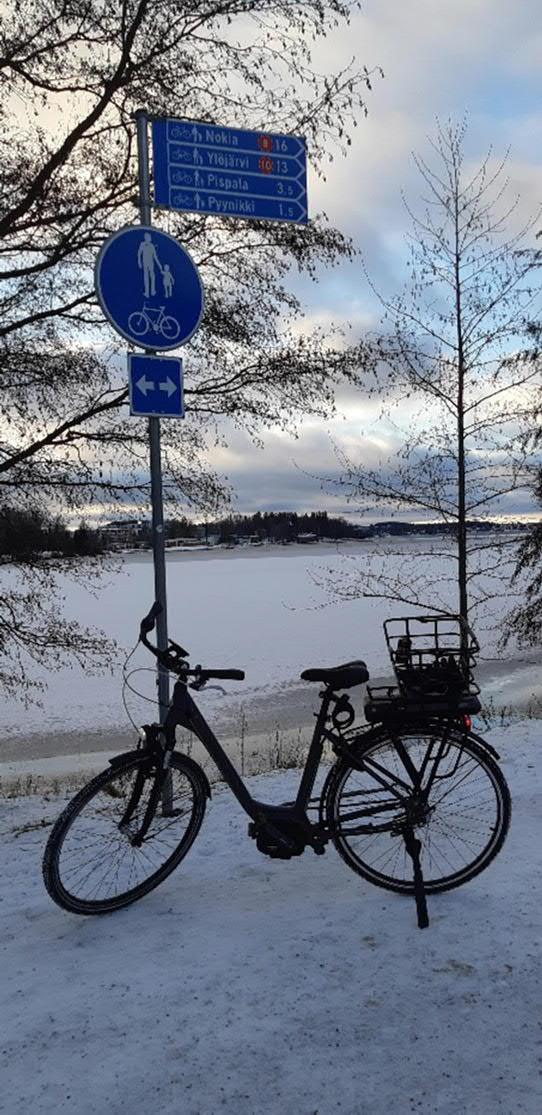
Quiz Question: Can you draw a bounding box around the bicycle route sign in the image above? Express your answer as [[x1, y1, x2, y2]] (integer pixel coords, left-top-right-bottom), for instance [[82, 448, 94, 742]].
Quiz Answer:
[[152, 118, 308, 225], [95, 225, 204, 350], [128, 353, 184, 418]]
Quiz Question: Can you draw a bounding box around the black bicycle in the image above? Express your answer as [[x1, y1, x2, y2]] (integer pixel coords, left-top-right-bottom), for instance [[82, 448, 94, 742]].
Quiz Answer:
[[43, 607, 511, 927]]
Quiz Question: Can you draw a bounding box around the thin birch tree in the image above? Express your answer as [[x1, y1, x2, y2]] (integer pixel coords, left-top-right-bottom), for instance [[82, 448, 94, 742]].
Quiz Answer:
[[326, 121, 542, 637]]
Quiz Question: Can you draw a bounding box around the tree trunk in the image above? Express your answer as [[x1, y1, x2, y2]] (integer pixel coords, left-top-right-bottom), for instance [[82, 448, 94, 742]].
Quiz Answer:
[[454, 168, 469, 654]]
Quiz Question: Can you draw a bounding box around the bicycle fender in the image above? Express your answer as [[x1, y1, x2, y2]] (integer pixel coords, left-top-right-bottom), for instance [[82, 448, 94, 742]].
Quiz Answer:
[[467, 730, 500, 761], [108, 748, 152, 768], [107, 748, 212, 798]]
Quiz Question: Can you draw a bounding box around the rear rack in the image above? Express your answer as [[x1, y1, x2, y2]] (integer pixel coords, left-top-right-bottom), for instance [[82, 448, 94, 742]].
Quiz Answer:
[[363, 680, 481, 724]]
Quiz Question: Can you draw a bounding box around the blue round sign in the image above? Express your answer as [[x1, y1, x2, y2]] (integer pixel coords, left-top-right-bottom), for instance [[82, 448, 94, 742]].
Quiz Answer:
[[95, 225, 203, 350]]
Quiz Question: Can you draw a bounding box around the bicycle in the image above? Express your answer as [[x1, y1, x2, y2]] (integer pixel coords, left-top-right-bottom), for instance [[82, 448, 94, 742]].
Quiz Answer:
[[127, 304, 180, 341], [43, 607, 511, 928]]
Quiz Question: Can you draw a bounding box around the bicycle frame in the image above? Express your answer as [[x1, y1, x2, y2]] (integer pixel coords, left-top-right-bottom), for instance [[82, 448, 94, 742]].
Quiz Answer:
[[160, 677, 336, 831], [150, 679, 471, 834], [142, 305, 165, 326]]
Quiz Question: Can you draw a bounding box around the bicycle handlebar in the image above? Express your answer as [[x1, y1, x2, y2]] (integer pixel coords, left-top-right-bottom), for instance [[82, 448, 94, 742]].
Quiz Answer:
[[202, 669, 245, 681], [138, 603, 245, 682], [140, 601, 162, 638]]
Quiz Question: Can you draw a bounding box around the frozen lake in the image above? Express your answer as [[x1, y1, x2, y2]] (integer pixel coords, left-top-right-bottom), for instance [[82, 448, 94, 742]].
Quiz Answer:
[[2, 538, 540, 767]]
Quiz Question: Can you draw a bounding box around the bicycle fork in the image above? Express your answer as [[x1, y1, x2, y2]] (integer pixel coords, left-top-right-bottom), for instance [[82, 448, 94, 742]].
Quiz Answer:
[[117, 732, 176, 846]]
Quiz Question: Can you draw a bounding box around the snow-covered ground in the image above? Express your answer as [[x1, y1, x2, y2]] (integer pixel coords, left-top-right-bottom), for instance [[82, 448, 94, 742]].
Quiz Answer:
[[2, 719, 541, 1114]]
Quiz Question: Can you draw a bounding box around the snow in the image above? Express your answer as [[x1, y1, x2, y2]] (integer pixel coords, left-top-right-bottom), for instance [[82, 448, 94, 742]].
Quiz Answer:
[[3, 542, 540, 764], [2, 720, 541, 1114], [0, 543, 393, 741]]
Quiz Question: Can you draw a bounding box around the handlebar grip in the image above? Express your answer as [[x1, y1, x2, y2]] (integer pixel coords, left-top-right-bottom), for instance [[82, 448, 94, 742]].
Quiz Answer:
[[140, 601, 163, 637], [207, 669, 245, 681]]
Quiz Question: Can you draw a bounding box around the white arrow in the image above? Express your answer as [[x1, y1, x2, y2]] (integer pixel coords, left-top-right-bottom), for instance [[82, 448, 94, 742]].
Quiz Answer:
[[136, 374, 153, 396], [159, 377, 177, 397]]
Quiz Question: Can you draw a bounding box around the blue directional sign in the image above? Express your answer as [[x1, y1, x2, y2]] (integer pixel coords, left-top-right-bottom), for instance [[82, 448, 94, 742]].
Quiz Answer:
[[128, 354, 184, 418], [95, 226, 204, 349], [152, 118, 307, 225]]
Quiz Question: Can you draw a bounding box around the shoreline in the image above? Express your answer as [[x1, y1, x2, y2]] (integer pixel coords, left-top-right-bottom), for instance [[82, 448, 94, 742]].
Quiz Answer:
[[2, 538, 540, 772], [123, 535, 493, 564], [3, 651, 542, 776]]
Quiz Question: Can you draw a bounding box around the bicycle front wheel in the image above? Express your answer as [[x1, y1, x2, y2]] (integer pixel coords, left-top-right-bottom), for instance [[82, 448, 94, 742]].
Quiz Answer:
[[43, 752, 207, 914], [127, 311, 148, 337], [325, 727, 510, 894]]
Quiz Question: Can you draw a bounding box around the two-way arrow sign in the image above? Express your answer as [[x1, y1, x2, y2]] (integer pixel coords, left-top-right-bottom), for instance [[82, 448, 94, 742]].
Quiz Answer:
[[136, 374, 177, 398], [128, 354, 184, 418]]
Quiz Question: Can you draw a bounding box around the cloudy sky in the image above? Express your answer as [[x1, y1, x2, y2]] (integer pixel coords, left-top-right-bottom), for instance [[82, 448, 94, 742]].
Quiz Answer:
[[211, 0, 542, 521]]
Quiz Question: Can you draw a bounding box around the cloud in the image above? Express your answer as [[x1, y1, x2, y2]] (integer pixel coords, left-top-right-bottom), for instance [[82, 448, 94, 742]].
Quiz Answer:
[[207, 1, 542, 517], [68, 2, 542, 523], [306, 1, 542, 252]]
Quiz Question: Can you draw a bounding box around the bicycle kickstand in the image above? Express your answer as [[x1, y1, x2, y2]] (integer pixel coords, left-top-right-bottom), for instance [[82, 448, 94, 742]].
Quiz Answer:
[[403, 826, 430, 929]]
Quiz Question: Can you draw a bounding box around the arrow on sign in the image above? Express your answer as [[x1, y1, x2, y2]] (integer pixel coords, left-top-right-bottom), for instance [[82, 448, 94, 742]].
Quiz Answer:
[[159, 377, 177, 397], [136, 374, 153, 396], [136, 374, 178, 396]]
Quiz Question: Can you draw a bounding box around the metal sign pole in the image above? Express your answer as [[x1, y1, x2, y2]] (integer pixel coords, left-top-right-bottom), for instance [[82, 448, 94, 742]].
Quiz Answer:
[[135, 109, 170, 721]]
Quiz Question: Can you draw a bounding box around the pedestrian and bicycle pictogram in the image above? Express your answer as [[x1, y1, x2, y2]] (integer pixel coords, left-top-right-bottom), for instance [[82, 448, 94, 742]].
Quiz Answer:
[[95, 225, 203, 349]]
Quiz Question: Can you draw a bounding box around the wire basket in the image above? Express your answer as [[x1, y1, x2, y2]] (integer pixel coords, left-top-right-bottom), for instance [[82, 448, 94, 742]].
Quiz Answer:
[[384, 615, 479, 698]]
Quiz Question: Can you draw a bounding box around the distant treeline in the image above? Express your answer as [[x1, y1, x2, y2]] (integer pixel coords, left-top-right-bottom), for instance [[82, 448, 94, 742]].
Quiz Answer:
[[0, 507, 103, 558], [0, 505, 530, 559], [173, 511, 530, 543], [202, 510, 354, 542]]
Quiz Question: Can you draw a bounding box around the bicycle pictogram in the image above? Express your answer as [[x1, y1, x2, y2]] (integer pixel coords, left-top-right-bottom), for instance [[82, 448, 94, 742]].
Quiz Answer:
[[128, 304, 180, 341]]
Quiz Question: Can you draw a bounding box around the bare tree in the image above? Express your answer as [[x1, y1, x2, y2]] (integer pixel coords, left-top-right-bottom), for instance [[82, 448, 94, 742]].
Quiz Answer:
[[325, 120, 542, 635], [0, 0, 381, 697]]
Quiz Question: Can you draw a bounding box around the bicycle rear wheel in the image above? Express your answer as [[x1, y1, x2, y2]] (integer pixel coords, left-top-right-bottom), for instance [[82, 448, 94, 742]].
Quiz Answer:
[[160, 315, 180, 341], [43, 752, 207, 914], [325, 727, 510, 894]]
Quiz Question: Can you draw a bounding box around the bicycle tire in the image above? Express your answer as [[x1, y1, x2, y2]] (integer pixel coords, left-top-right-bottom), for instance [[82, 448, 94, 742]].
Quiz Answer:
[[127, 311, 149, 337], [324, 726, 510, 895], [43, 752, 207, 915], [160, 315, 180, 341]]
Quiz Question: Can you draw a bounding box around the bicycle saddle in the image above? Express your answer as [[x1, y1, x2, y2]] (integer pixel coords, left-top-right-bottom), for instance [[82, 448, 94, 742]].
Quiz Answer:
[[300, 660, 369, 689]]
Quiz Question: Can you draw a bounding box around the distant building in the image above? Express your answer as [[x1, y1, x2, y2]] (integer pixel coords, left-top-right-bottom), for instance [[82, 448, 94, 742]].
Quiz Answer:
[[166, 537, 205, 548], [101, 519, 147, 548], [296, 532, 318, 543], [195, 525, 221, 546]]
